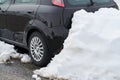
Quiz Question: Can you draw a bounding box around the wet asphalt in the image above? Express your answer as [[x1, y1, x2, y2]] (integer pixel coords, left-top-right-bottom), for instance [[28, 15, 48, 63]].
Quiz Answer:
[[0, 60, 40, 80], [0, 46, 50, 80]]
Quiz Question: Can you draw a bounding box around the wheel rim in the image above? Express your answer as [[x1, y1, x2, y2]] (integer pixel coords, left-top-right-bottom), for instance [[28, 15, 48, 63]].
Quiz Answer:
[[30, 36, 44, 62]]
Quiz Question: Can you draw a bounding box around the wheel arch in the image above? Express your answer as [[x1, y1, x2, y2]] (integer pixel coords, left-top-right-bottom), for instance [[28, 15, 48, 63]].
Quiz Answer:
[[25, 20, 52, 45], [23, 19, 56, 55], [26, 28, 46, 46]]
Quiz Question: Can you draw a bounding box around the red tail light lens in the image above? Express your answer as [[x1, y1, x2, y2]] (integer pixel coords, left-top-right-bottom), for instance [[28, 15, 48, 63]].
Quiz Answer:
[[52, 0, 64, 7]]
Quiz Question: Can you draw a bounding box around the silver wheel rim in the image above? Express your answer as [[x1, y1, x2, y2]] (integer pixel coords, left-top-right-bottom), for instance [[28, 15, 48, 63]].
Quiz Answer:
[[30, 36, 44, 62]]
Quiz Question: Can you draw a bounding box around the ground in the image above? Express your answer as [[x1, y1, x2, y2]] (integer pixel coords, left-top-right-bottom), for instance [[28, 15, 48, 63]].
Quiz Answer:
[[0, 59, 39, 80]]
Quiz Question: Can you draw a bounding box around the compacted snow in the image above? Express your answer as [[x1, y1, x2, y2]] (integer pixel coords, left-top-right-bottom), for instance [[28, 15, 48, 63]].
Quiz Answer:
[[0, 41, 31, 63], [33, 8, 120, 80]]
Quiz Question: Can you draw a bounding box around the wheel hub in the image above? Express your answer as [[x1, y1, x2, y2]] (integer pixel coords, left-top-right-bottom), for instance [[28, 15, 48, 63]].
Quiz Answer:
[[30, 37, 44, 62]]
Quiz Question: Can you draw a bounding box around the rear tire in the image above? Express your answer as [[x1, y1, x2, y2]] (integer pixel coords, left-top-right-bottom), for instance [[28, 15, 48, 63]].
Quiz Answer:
[[28, 32, 52, 67]]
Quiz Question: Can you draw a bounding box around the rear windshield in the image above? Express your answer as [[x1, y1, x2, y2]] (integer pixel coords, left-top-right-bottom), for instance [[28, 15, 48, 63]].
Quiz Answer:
[[92, 0, 111, 4], [66, 0, 91, 6]]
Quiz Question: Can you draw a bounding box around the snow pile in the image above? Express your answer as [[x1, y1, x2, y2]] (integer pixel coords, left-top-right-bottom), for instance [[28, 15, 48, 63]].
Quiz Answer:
[[0, 41, 31, 63], [33, 8, 120, 80], [115, 0, 120, 7]]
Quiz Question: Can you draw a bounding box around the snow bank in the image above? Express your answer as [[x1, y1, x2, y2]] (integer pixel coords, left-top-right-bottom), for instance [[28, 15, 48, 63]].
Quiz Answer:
[[0, 41, 31, 63], [115, 0, 120, 7], [33, 8, 120, 80]]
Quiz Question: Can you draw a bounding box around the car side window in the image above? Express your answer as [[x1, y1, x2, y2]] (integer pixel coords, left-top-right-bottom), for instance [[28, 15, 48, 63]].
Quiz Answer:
[[67, 0, 91, 6], [0, 0, 10, 5], [15, 0, 37, 4], [92, 0, 111, 4]]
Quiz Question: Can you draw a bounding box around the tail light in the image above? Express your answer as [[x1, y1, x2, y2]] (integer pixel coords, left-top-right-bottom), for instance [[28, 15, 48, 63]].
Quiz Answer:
[[52, 0, 64, 7]]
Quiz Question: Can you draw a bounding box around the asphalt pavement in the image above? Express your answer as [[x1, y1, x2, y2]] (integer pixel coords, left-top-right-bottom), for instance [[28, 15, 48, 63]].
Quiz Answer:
[[0, 60, 40, 80]]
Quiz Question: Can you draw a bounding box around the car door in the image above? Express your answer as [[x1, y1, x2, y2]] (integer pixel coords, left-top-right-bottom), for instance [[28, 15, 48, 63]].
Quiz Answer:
[[0, 0, 11, 37], [6, 0, 39, 43]]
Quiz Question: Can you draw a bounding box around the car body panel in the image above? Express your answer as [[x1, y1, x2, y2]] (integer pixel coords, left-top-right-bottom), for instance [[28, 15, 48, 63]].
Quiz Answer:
[[6, 4, 39, 42]]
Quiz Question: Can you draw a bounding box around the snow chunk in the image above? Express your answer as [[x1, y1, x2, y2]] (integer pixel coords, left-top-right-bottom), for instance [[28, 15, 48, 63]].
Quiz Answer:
[[11, 52, 20, 59], [0, 51, 11, 63], [0, 41, 16, 63], [0, 41, 31, 63], [33, 8, 120, 80], [32, 74, 41, 80], [21, 54, 31, 63]]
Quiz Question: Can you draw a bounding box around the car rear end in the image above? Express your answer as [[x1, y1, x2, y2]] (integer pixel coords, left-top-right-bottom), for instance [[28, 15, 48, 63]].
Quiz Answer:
[[28, 0, 118, 66], [25, 0, 118, 66], [35, 0, 118, 54], [49, 0, 118, 53]]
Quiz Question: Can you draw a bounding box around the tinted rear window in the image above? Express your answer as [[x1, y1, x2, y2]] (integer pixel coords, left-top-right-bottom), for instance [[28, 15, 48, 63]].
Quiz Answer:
[[66, 0, 91, 6]]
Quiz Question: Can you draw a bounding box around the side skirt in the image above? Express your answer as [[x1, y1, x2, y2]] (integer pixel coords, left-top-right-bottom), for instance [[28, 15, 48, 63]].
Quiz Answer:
[[0, 37, 28, 50]]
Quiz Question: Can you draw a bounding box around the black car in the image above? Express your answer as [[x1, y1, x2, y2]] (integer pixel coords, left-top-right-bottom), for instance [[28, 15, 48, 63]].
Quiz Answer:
[[0, 0, 118, 66]]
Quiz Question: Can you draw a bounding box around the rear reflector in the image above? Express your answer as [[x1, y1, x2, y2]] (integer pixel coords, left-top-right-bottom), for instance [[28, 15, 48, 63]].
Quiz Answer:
[[52, 0, 64, 7]]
